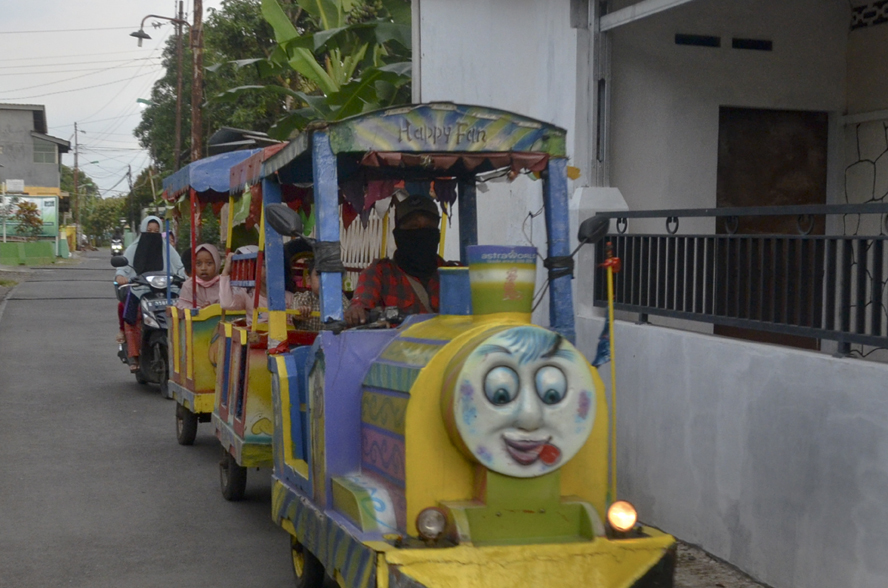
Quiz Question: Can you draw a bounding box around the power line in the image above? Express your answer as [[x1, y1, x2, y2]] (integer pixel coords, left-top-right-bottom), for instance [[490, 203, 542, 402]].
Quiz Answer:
[[55, 113, 143, 128], [2, 69, 162, 100], [79, 28, 172, 125], [0, 26, 147, 35], [0, 63, 162, 77], [0, 62, 160, 94], [0, 49, 149, 62], [0, 57, 161, 70]]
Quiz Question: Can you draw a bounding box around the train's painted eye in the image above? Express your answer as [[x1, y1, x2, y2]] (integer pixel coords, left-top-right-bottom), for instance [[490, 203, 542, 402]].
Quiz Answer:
[[484, 366, 520, 405], [535, 366, 567, 405]]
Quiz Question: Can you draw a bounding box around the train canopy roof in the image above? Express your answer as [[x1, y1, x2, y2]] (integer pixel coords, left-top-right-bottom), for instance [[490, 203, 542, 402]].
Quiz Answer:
[[163, 149, 262, 202], [260, 103, 568, 185]]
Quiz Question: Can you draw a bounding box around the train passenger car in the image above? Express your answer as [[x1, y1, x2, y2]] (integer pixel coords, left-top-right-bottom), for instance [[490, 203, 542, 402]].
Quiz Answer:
[[256, 103, 676, 587], [162, 150, 260, 443]]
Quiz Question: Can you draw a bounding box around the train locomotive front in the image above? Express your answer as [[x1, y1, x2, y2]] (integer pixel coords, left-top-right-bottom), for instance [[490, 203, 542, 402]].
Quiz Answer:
[[270, 268, 674, 588]]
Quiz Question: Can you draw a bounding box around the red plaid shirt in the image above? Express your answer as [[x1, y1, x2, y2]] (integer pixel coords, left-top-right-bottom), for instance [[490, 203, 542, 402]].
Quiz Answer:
[[350, 258, 443, 314]]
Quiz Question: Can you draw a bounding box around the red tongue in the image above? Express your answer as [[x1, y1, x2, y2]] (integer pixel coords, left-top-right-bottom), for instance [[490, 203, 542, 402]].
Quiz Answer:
[[539, 444, 561, 465]]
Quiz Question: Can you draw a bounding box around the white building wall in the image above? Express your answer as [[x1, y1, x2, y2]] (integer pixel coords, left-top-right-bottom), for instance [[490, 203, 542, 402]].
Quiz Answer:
[[609, 0, 848, 234], [416, 0, 580, 323]]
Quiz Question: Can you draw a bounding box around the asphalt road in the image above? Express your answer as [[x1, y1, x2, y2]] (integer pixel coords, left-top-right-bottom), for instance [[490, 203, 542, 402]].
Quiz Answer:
[[0, 251, 294, 588]]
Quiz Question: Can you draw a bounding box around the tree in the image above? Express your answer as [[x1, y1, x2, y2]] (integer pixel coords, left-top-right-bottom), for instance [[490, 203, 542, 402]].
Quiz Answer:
[[135, 0, 412, 170], [13, 201, 43, 240], [60, 165, 99, 218], [82, 197, 127, 245], [135, 0, 309, 172], [214, 0, 412, 138]]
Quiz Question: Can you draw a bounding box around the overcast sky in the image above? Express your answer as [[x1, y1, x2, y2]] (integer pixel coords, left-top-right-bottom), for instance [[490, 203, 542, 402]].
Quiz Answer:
[[0, 0, 225, 196]]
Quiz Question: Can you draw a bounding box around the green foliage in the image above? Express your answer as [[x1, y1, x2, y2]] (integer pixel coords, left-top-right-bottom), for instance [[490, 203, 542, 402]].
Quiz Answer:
[[212, 0, 412, 138], [13, 201, 43, 240], [60, 165, 99, 218], [177, 208, 222, 253], [82, 197, 127, 244]]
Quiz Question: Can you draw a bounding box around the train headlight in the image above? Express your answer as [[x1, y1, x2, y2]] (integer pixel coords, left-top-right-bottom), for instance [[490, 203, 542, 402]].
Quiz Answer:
[[607, 500, 638, 532], [416, 507, 447, 541]]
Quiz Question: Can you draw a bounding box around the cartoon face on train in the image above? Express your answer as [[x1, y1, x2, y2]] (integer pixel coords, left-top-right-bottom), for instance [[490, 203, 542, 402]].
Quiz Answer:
[[443, 326, 596, 478]]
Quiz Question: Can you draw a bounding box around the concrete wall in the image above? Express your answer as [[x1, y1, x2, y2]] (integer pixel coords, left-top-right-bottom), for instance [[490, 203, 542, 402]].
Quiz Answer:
[[0, 108, 61, 189], [416, 0, 580, 322], [608, 0, 848, 234], [577, 315, 888, 588]]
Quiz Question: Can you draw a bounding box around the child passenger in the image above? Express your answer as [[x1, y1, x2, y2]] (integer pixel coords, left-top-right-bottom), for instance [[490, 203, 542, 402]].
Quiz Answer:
[[219, 247, 294, 327], [175, 243, 222, 310], [291, 258, 350, 331]]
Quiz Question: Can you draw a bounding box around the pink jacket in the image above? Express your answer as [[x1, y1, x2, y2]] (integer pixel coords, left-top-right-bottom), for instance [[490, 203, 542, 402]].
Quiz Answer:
[[175, 277, 221, 310]]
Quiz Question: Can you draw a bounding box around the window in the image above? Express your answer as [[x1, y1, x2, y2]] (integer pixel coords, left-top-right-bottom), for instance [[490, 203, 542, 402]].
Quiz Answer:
[[33, 139, 56, 164]]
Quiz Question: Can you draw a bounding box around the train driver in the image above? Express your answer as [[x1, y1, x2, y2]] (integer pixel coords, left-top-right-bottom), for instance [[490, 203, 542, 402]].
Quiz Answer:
[[345, 194, 452, 326]]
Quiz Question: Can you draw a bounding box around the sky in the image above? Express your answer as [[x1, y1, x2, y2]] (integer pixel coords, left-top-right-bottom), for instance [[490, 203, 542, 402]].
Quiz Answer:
[[0, 0, 225, 197]]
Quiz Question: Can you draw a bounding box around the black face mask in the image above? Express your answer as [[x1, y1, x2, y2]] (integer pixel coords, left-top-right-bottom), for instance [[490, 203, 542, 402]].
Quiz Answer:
[[393, 227, 440, 279], [132, 232, 164, 275]]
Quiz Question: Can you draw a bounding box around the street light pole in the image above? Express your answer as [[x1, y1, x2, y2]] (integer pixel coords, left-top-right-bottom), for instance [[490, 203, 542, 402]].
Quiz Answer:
[[73, 122, 80, 250], [130, 12, 191, 171], [190, 0, 203, 165], [174, 0, 184, 170]]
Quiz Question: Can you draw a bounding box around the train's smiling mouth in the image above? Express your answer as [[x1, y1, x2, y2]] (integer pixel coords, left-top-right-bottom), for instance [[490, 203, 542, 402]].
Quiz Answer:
[[502, 435, 550, 465]]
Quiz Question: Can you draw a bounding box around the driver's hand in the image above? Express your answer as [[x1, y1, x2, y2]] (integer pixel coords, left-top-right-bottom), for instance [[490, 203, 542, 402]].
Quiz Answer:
[[116, 275, 129, 285], [344, 304, 367, 326]]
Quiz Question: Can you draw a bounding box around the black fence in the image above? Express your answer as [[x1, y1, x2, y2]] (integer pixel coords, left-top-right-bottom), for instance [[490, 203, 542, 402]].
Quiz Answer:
[[592, 204, 888, 352]]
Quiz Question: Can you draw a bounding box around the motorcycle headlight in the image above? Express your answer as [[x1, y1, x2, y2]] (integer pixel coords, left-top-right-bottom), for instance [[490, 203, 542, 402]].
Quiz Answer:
[[146, 275, 169, 289]]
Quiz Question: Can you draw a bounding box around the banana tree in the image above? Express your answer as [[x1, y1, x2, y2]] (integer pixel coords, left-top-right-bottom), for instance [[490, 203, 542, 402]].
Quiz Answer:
[[211, 0, 411, 139]]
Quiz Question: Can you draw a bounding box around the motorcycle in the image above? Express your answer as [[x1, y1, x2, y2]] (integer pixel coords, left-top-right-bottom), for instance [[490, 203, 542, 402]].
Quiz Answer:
[[112, 256, 183, 398], [110, 238, 124, 256]]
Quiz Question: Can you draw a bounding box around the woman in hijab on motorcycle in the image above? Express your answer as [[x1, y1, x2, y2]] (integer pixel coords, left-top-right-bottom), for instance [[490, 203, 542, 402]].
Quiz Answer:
[[175, 243, 221, 309], [114, 216, 185, 285], [115, 215, 185, 372]]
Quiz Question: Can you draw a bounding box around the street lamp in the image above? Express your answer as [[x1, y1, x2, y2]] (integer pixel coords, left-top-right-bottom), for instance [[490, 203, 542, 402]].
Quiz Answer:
[[130, 2, 198, 171], [136, 98, 154, 109], [129, 28, 151, 47]]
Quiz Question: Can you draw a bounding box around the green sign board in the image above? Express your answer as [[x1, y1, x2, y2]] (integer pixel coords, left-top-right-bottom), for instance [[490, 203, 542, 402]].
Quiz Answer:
[[1, 196, 60, 238]]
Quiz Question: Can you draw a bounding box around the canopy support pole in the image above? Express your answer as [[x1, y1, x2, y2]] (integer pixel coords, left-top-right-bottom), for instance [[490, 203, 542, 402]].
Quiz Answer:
[[313, 131, 344, 324], [457, 179, 477, 265], [190, 188, 197, 308], [263, 178, 288, 345], [542, 158, 576, 343]]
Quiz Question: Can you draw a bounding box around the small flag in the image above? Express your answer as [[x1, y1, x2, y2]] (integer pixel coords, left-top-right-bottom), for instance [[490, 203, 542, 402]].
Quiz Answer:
[[591, 317, 611, 367]]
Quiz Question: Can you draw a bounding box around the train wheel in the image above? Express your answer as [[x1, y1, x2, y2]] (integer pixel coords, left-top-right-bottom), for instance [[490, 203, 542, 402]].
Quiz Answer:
[[175, 404, 198, 446], [219, 448, 247, 501], [291, 536, 324, 588]]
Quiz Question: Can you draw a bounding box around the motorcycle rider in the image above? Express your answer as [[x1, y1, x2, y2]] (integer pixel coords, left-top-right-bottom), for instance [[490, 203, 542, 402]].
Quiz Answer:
[[115, 216, 185, 372]]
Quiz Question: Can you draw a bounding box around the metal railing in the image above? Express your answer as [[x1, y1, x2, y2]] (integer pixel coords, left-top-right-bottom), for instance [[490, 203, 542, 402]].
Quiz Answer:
[[592, 204, 888, 352]]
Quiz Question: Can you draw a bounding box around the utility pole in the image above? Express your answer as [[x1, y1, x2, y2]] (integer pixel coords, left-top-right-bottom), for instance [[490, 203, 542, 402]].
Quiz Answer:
[[174, 0, 184, 170], [73, 122, 80, 250], [190, 0, 203, 165], [127, 165, 135, 231]]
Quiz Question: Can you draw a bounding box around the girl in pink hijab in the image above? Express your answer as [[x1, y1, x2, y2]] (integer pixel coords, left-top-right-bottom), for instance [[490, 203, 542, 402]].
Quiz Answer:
[[175, 243, 222, 309]]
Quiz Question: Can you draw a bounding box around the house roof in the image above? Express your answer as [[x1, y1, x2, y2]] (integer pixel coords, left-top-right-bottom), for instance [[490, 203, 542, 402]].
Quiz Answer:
[[30, 131, 70, 153]]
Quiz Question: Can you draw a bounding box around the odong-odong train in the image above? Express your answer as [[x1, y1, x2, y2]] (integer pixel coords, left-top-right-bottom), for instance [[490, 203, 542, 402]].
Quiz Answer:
[[238, 103, 678, 588]]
